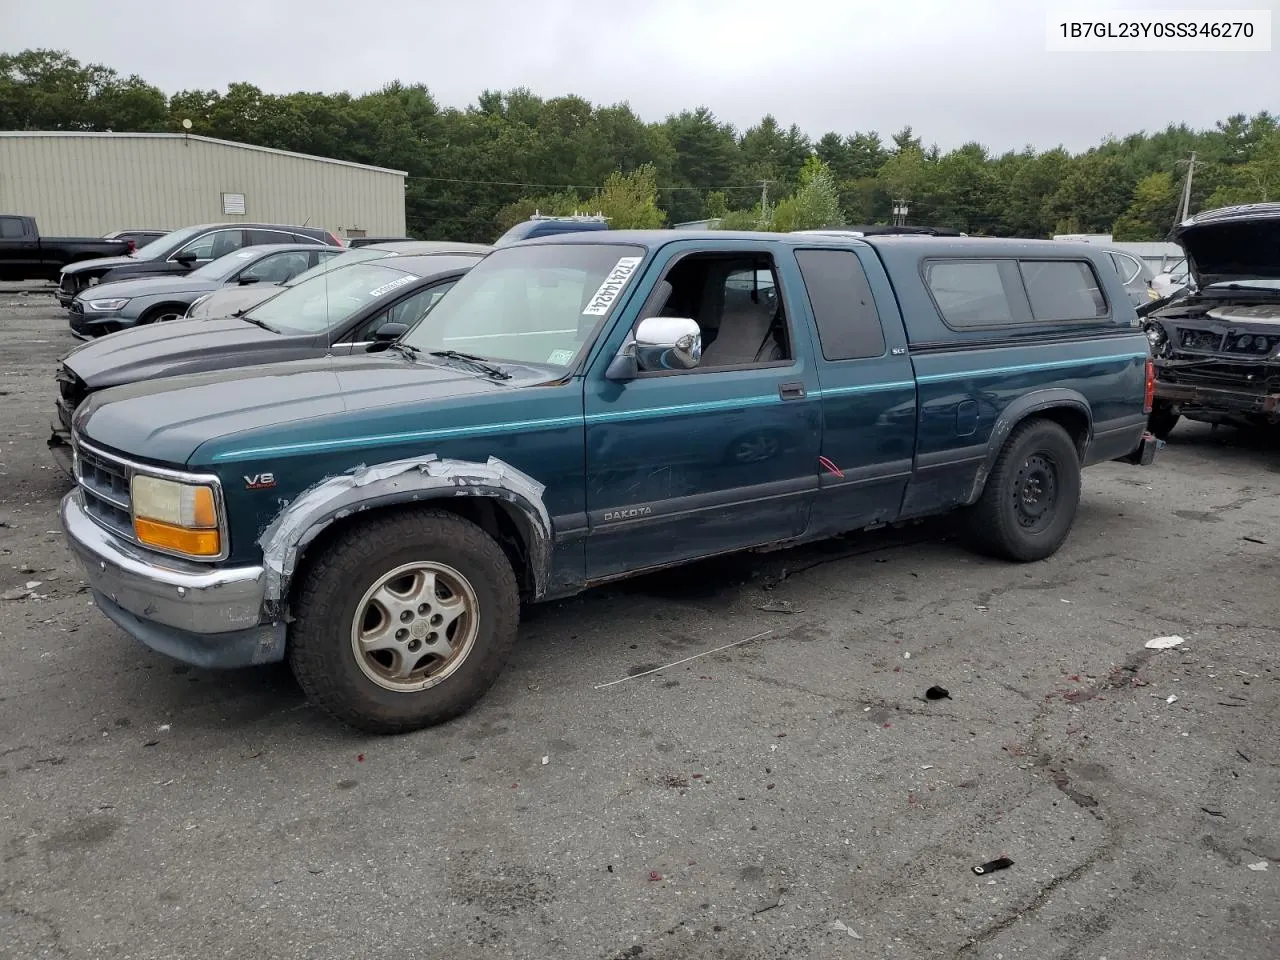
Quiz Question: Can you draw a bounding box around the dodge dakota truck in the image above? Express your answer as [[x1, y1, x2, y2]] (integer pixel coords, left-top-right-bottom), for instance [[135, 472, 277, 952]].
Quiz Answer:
[[1140, 203, 1280, 438], [0, 215, 131, 281], [59, 231, 1159, 733]]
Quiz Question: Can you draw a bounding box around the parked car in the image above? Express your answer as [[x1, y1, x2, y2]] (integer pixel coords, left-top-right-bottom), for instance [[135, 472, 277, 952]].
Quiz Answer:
[[1150, 257, 1190, 299], [1100, 246, 1159, 307], [55, 223, 344, 307], [493, 213, 609, 246], [102, 229, 167, 251], [0, 215, 132, 282], [68, 243, 343, 338], [185, 241, 493, 320], [346, 236, 414, 247], [58, 229, 1157, 733], [1140, 203, 1280, 438], [49, 253, 482, 474]]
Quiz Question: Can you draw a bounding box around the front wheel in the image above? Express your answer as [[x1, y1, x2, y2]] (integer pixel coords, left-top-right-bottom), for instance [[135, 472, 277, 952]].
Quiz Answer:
[[288, 509, 520, 734], [961, 419, 1082, 562], [1147, 401, 1179, 440]]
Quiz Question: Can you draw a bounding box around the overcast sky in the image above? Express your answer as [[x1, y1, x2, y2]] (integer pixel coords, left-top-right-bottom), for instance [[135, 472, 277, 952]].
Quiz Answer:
[[3, 0, 1276, 153]]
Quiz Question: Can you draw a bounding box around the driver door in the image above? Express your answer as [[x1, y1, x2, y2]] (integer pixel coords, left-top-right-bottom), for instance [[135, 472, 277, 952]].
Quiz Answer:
[[582, 247, 821, 580]]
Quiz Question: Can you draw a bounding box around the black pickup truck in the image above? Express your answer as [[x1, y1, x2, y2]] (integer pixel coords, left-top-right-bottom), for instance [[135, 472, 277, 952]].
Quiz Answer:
[[0, 215, 131, 282]]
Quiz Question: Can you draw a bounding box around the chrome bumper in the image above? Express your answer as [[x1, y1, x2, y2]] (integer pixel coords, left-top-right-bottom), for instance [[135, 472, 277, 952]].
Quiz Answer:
[[60, 491, 285, 667]]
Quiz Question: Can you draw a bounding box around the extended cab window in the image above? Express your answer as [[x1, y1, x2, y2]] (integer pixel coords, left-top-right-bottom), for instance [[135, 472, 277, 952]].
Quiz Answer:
[[1019, 260, 1108, 320], [794, 249, 885, 360], [401, 243, 646, 368]]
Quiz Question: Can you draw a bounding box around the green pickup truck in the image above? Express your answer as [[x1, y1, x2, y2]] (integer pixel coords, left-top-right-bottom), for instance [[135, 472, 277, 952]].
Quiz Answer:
[[60, 230, 1159, 733]]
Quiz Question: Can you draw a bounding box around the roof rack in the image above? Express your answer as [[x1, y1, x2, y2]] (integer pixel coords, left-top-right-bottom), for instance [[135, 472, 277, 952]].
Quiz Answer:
[[530, 210, 610, 222]]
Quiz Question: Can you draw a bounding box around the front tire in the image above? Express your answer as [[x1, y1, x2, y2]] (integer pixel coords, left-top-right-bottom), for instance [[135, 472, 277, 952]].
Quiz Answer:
[[288, 509, 520, 734], [1148, 401, 1179, 440], [962, 419, 1082, 562], [139, 303, 187, 325]]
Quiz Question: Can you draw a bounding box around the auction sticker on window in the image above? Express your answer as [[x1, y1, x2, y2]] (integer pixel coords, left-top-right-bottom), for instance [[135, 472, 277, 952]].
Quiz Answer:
[[582, 257, 643, 316], [368, 275, 416, 298]]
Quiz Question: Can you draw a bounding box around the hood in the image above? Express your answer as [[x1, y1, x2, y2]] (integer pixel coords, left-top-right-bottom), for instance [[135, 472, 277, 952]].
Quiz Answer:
[[76, 355, 523, 466], [1172, 203, 1280, 287], [188, 284, 283, 319], [76, 274, 219, 302], [63, 316, 282, 387], [62, 254, 141, 275]]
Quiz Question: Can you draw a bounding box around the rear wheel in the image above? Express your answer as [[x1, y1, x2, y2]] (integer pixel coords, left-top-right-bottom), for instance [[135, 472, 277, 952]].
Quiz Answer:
[[1147, 401, 1179, 440], [961, 419, 1082, 562], [287, 509, 520, 734]]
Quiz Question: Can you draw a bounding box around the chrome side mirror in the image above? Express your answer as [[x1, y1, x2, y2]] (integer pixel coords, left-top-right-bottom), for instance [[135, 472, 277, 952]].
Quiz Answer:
[[605, 316, 702, 380]]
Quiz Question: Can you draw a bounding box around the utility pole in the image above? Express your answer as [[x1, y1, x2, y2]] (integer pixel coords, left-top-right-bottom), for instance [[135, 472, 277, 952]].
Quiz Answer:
[[1175, 152, 1197, 227], [892, 199, 910, 227]]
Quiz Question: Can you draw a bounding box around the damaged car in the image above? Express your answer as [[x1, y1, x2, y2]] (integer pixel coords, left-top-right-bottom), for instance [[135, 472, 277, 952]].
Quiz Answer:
[[1142, 203, 1280, 439]]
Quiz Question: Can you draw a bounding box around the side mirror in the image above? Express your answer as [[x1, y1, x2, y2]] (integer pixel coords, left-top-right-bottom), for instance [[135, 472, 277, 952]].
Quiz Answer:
[[606, 316, 701, 380], [238, 275, 261, 285], [174, 251, 198, 266], [373, 321, 409, 342]]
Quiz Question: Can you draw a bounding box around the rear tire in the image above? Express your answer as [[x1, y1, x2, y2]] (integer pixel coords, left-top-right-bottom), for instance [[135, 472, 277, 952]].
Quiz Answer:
[[287, 509, 520, 734], [1148, 401, 1179, 440], [961, 419, 1081, 562]]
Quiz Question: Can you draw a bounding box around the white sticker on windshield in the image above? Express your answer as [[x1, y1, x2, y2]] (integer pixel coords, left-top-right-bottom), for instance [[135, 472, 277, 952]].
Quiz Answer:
[[368, 275, 415, 298], [547, 349, 575, 365], [235, 251, 255, 259], [582, 256, 642, 316]]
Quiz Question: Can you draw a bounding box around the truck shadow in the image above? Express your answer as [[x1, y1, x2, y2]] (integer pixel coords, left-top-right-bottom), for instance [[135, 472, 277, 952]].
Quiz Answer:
[[1163, 421, 1280, 467]]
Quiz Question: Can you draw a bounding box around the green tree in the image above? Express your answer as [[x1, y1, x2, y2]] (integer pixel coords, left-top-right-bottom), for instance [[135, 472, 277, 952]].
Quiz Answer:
[[592, 163, 666, 228], [771, 156, 844, 231], [0, 49, 167, 130], [1113, 171, 1180, 240]]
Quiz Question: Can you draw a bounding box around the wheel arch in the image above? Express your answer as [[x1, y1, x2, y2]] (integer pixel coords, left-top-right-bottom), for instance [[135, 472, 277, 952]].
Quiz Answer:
[[965, 390, 1092, 504], [256, 455, 552, 616]]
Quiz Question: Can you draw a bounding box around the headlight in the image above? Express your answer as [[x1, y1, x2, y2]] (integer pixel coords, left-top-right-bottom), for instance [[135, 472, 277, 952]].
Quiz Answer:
[[186, 294, 209, 317], [86, 298, 130, 311], [131, 475, 221, 557]]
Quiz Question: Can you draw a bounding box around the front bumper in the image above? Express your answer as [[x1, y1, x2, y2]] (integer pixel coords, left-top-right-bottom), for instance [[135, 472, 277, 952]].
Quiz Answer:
[[1154, 379, 1280, 417], [60, 491, 285, 668], [68, 301, 130, 337]]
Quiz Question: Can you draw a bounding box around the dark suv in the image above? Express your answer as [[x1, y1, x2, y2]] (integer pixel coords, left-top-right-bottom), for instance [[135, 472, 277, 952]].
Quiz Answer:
[[56, 223, 343, 306]]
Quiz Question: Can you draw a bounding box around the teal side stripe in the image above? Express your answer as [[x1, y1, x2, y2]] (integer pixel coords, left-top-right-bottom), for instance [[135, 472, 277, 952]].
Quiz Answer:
[[819, 381, 915, 397], [585, 393, 780, 423], [915, 352, 1145, 383], [211, 415, 583, 462]]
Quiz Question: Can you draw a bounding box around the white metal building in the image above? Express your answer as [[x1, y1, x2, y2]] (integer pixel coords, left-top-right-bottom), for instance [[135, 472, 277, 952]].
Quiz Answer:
[[0, 132, 407, 240]]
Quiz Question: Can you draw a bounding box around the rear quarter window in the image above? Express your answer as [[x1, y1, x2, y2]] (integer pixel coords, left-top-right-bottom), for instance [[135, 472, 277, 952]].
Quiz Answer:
[[794, 249, 886, 360], [1020, 260, 1108, 321]]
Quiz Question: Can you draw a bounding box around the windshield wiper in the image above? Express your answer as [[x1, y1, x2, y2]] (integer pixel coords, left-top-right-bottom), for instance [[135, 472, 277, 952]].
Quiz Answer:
[[389, 342, 422, 361], [239, 315, 277, 333], [428, 349, 511, 380]]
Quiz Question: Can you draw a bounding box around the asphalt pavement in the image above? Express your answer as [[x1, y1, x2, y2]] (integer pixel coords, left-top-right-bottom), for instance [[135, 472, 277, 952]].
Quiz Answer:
[[1, 291, 1276, 960]]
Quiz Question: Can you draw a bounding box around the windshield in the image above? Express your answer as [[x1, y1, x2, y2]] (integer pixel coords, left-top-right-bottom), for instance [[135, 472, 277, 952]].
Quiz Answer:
[[282, 247, 391, 288], [188, 247, 273, 282], [130, 225, 202, 261], [245, 261, 420, 334], [400, 243, 646, 367]]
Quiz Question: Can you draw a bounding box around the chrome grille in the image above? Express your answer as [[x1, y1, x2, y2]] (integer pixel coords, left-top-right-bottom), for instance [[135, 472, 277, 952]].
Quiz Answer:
[[70, 438, 231, 562], [74, 444, 135, 541]]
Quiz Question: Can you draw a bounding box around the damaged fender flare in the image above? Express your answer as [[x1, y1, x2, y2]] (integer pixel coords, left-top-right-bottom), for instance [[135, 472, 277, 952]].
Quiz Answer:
[[255, 454, 552, 613], [964, 389, 1092, 504]]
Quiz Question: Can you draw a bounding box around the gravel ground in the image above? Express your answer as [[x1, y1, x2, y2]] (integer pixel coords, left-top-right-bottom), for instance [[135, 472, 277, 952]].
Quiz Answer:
[[1, 291, 1277, 960]]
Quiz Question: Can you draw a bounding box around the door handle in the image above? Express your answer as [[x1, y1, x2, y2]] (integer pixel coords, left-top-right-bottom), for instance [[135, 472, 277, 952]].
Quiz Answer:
[[778, 381, 806, 401]]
